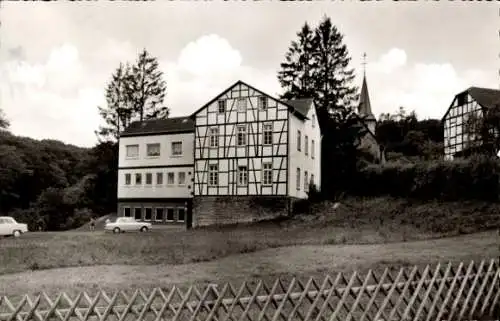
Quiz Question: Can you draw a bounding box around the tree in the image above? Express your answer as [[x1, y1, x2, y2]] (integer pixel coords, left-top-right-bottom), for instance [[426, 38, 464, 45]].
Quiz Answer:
[[0, 108, 10, 130], [130, 49, 169, 121], [96, 49, 168, 142], [463, 105, 500, 157], [277, 16, 363, 196]]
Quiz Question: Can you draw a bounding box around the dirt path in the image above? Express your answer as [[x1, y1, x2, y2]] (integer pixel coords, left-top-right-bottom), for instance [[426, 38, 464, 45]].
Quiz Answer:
[[1, 231, 497, 296]]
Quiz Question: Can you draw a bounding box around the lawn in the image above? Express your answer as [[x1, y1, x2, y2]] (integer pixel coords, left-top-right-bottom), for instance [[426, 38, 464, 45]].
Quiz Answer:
[[1, 196, 499, 297]]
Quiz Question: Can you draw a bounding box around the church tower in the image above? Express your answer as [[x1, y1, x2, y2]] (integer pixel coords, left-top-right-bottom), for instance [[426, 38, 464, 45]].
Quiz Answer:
[[358, 53, 376, 135]]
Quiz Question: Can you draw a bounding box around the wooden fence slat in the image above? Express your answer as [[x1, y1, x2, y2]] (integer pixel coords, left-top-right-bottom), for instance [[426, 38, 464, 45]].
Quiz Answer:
[[1, 259, 499, 321]]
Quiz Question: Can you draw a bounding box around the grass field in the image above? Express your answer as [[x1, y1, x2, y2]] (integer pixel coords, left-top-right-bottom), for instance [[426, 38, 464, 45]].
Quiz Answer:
[[1, 197, 499, 297]]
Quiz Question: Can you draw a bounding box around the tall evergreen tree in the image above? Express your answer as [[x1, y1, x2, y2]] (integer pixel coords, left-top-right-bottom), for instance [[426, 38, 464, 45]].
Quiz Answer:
[[277, 16, 365, 197], [130, 49, 168, 121], [96, 49, 169, 142]]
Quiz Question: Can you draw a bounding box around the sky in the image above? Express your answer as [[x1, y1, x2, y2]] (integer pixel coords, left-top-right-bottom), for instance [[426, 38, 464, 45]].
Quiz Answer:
[[0, 1, 498, 148]]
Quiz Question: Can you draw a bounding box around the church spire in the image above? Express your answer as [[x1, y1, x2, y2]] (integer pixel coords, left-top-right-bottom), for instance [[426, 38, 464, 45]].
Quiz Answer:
[[358, 53, 374, 119]]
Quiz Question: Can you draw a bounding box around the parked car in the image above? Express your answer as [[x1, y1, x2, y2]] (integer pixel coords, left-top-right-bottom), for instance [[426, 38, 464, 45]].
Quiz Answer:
[[0, 216, 29, 237], [104, 217, 152, 234]]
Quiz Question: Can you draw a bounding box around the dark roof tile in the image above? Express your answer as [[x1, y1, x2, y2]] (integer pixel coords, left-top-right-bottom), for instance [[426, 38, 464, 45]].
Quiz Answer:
[[282, 98, 314, 118], [120, 116, 194, 137], [467, 87, 500, 109]]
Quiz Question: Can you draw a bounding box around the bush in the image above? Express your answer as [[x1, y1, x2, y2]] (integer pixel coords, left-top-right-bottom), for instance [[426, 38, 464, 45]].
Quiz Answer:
[[352, 155, 500, 201]]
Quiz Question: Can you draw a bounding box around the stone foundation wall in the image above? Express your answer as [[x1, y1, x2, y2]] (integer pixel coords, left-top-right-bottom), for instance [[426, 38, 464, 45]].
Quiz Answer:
[[192, 196, 292, 228]]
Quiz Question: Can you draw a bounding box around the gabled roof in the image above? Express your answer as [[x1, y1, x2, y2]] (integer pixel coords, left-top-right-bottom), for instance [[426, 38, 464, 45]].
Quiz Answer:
[[190, 80, 311, 120], [282, 98, 314, 118], [441, 86, 500, 122], [120, 116, 194, 137]]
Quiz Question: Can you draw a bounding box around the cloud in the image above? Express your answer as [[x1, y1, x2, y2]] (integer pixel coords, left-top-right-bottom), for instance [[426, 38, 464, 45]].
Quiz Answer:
[[1, 43, 103, 147], [369, 48, 407, 74]]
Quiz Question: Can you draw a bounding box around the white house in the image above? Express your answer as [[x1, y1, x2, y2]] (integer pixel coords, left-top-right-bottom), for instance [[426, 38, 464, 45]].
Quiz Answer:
[[190, 80, 322, 227], [117, 117, 194, 226], [442, 87, 500, 160]]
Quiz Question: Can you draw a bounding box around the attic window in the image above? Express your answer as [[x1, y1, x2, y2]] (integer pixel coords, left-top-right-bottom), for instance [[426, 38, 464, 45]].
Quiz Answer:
[[218, 100, 226, 113], [258, 96, 267, 110], [457, 93, 467, 106]]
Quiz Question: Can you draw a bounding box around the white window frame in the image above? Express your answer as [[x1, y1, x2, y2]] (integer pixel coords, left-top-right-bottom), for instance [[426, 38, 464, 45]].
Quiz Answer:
[[155, 208, 164, 222], [126, 144, 139, 158], [135, 173, 142, 185], [125, 173, 131, 186], [209, 127, 219, 148], [296, 168, 301, 191], [258, 96, 267, 109], [263, 123, 273, 145], [312, 140, 315, 159], [167, 172, 175, 185], [146, 143, 160, 157], [171, 141, 182, 156], [123, 207, 131, 217], [156, 172, 163, 185], [304, 171, 308, 192], [312, 114, 316, 128], [144, 207, 153, 221], [237, 125, 247, 146], [238, 166, 248, 186], [262, 162, 273, 186], [209, 164, 218, 186], [166, 208, 175, 222], [218, 100, 226, 114], [305, 136, 308, 156], [178, 172, 186, 186], [145, 173, 153, 186], [237, 98, 247, 113]]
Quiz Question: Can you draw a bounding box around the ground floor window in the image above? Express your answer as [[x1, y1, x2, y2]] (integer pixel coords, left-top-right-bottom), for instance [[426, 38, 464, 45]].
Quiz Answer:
[[123, 207, 131, 217], [134, 208, 142, 220], [178, 208, 185, 222], [155, 208, 164, 222], [144, 207, 152, 221], [166, 208, 175, 221]]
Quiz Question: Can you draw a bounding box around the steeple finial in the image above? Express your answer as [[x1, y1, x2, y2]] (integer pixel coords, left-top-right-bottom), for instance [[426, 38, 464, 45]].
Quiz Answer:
[[362, 52, 367, 76]]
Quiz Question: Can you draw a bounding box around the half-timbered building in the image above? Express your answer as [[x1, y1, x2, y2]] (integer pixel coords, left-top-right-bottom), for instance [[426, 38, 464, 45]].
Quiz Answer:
[[191, 80, 321, 227], [117, 117, 194, 227], [442, 87, 500, 160]]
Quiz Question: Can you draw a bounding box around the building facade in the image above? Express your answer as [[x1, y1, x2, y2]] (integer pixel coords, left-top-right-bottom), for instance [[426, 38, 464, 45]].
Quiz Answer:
[[442, 87, 500, 160], [191, 81, 321, 227], [117, 117, 194, 226]]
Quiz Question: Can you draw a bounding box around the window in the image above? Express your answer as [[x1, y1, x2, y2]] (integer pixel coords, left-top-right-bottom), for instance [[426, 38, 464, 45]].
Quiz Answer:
[[156, 172, 163, 185], [146, 143, 160, 157], [209, 164, 218, 186], [155, 208, 164, 222], [238, 166, 248, 186], [237, 98, 247, 112], [178, 172, 186, 185], [311, 174, 315, 186], [237, 125, 247, 146], [263, 123, 273, 145], [297, 130, 301, 151], [312, 114, 316, 128], [125, 173, 131, 185], [296, 168, 301, 190], [218, 100, 226, 113], [312, 140, 315, 159], [166, 208, 175, 221], [258, 96, 267, 109], [262, 163, 273, 186], [126, 145, 139, 158], [178, 209, 185, 222], [304, 171, 308, 192], [134, 208, 142, 220], [135, 173, 142, 185], [305, 136, 309, 155], [167, 172, 175, 185], [123, 207, 131, 217], [209, 127, 219, 148], [144, 208, 152, 221], [172, 142, 182, 156], [145, 173, 152, 185]]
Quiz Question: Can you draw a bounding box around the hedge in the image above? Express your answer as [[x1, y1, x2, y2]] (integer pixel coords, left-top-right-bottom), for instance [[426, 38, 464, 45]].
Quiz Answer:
[[352, 155, 500, 201]]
